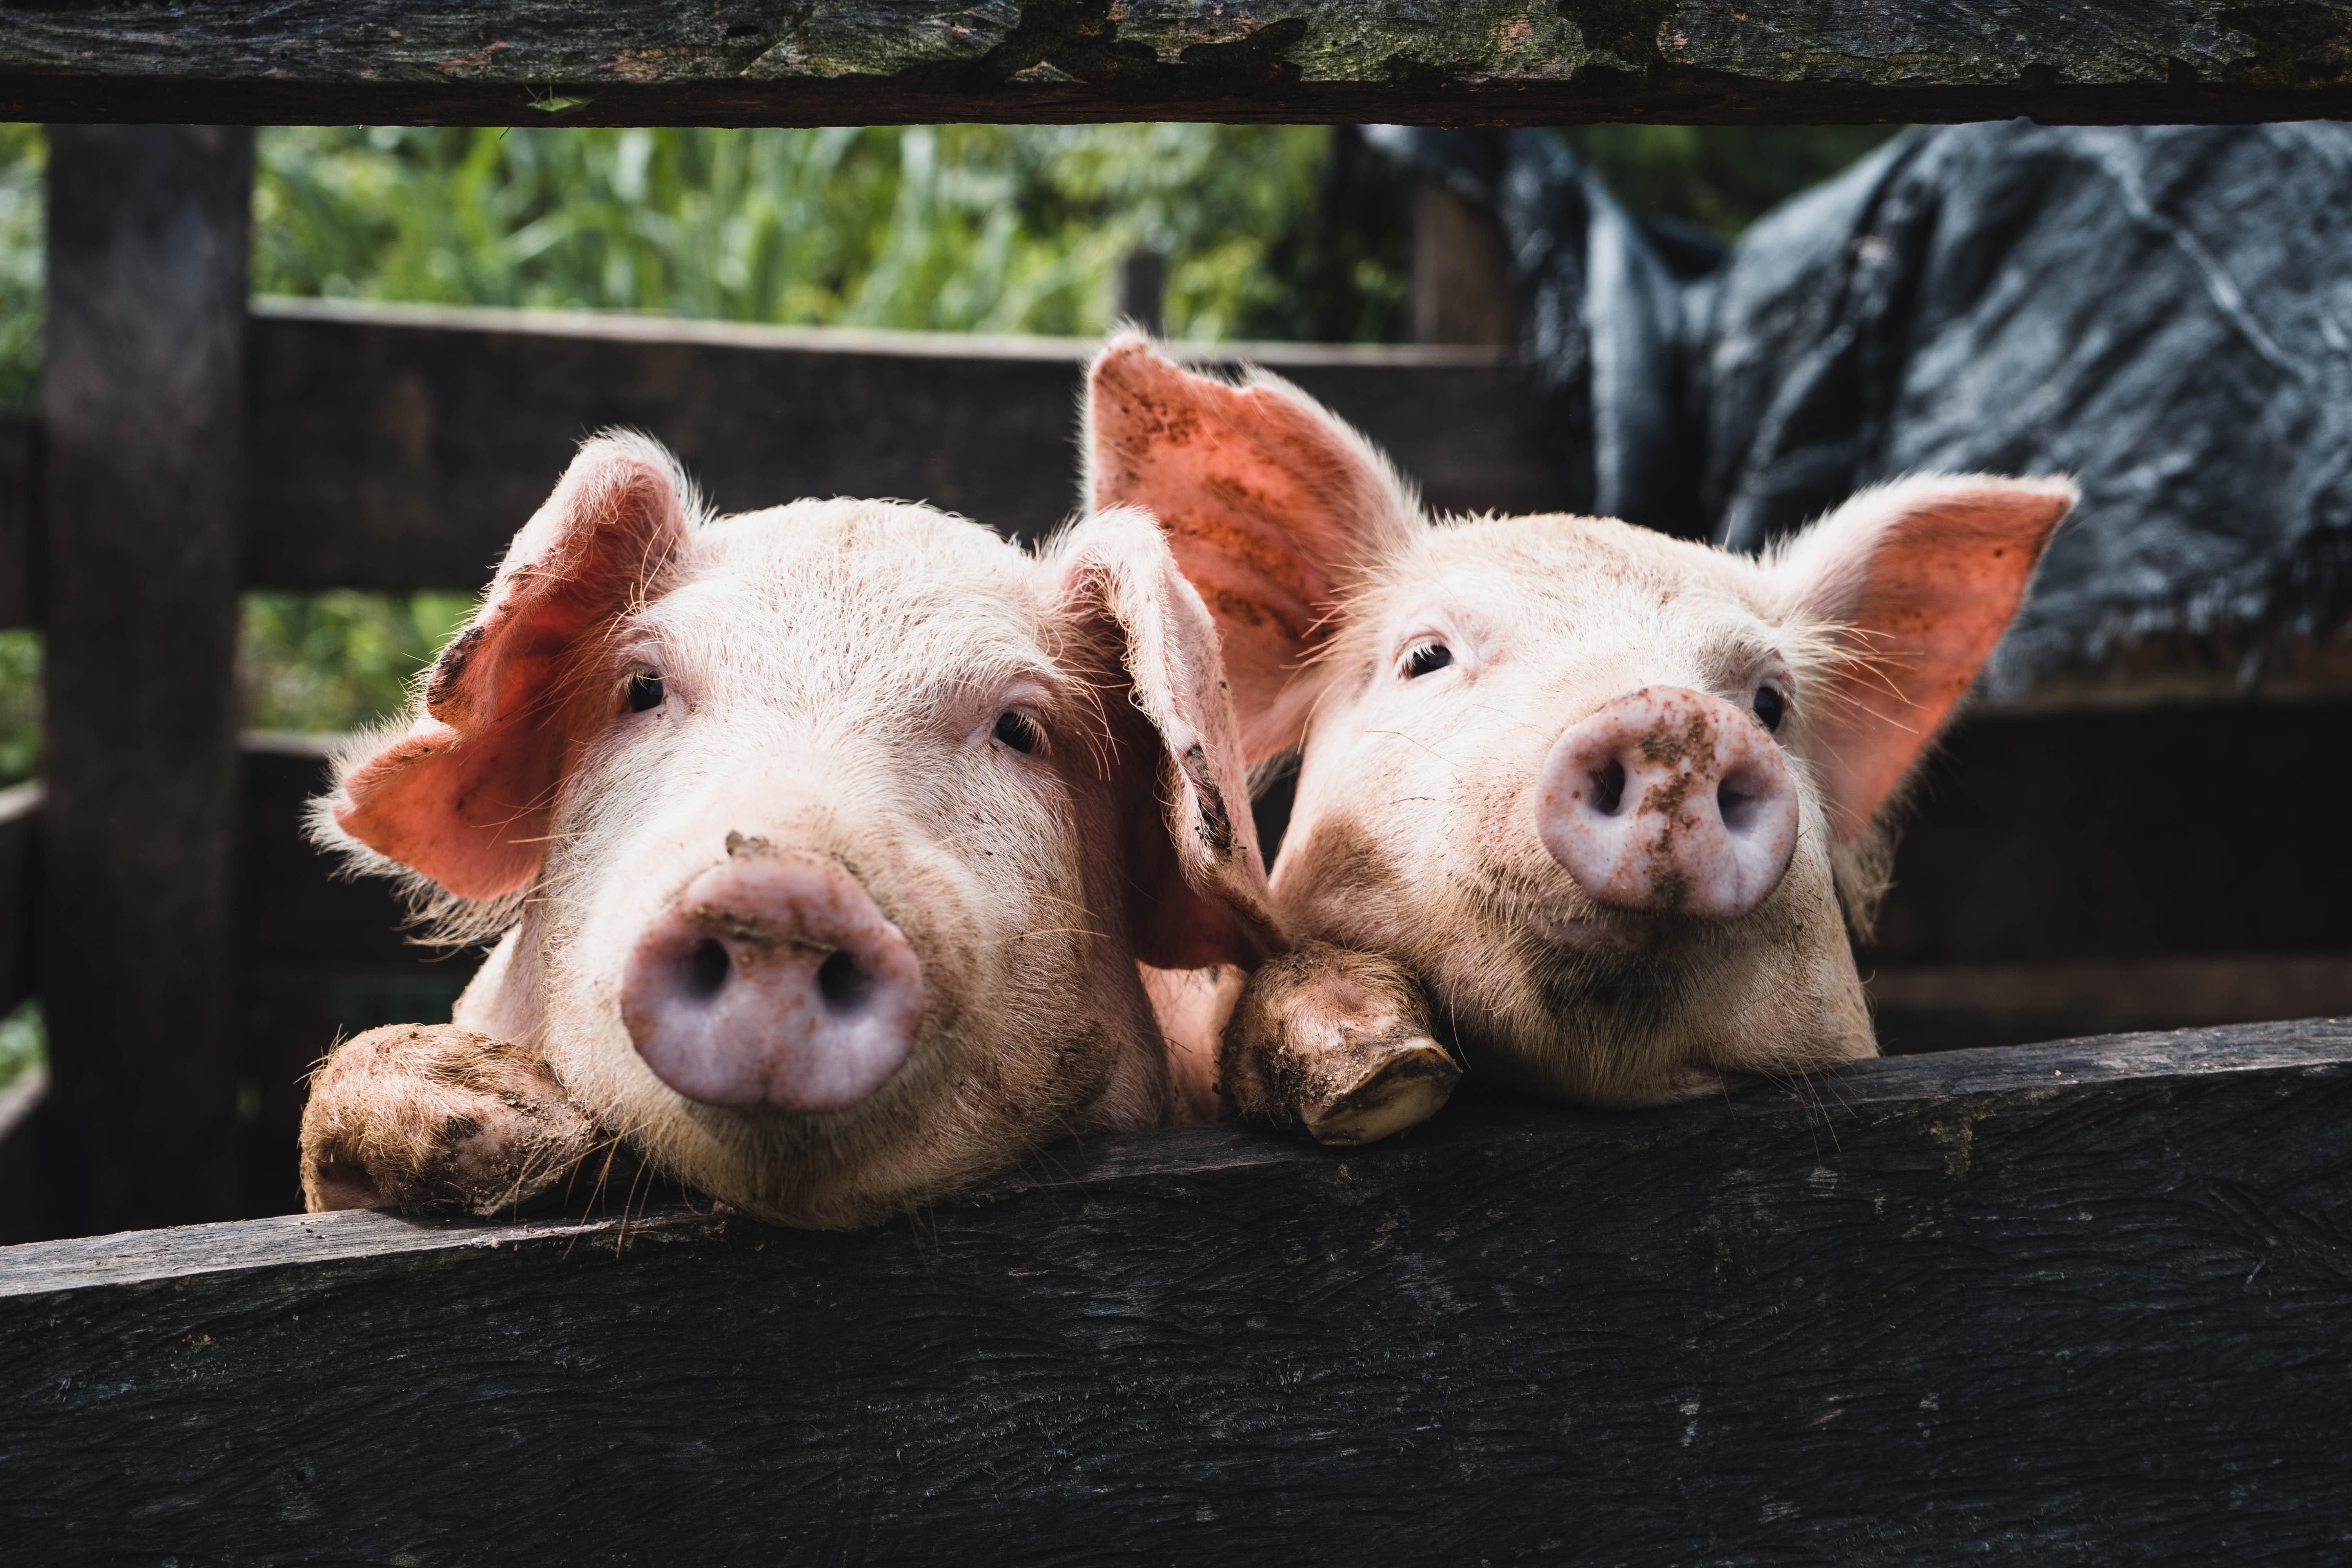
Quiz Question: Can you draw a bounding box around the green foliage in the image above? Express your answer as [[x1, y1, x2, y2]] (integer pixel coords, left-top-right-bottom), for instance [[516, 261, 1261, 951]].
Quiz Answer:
[[0, 997, 39, 1092], [0, 125, 41, 415], [252, 124, 1405, 343], [240, 590, 477, 737]]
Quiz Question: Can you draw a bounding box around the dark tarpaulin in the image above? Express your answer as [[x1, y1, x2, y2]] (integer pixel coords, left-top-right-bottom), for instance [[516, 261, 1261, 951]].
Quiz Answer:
[[1370, 123, 2352, 701]]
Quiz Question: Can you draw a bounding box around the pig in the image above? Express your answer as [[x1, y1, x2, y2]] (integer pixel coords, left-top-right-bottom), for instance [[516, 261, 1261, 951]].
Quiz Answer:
[[298, 430, 1288, 1228], [1085, 337, 2074, 1119]]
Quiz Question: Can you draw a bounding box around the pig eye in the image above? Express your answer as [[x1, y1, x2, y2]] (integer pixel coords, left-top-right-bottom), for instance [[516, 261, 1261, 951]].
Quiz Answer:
[[1402, 641, 1453, 679], [627, 671, 665, 713], [1752, 684, 1786, 732], [991, 710, 1044, 756]]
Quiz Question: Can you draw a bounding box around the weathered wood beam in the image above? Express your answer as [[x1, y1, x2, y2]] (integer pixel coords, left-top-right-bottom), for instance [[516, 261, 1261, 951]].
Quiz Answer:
[[241, 298, 1555, 592], [38, 126, 251, 1237], [5, 1020, 2350, 1561], [0, 2, 2347, 125]]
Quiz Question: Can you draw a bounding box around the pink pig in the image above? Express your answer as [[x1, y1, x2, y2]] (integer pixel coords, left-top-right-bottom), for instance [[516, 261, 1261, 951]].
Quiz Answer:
[[1085, 338, 2074, 1122], [298, 432, 1286, 1227]]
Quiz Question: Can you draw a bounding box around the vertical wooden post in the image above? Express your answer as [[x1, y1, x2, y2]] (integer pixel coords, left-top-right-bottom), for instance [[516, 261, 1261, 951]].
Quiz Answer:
[[1413, 178, 1517, 347], [40, 126, 251, 1236], [1116, 247, 1167, 338]]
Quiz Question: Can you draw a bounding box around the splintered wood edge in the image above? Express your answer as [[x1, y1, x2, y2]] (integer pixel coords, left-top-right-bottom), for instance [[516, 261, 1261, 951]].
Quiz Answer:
[[5, 1019, 2347, 1296]]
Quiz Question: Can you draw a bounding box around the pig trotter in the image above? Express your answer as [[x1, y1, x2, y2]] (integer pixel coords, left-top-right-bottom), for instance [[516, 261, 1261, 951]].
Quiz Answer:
[[300, 1024, 618, 1217], [1220, 942, 1459, 1145]]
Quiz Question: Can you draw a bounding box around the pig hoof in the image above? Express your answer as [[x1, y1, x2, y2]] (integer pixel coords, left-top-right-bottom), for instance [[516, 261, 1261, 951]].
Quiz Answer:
[[1302, 1039, 1459, 1145], [301, 1023, 607, 1218]]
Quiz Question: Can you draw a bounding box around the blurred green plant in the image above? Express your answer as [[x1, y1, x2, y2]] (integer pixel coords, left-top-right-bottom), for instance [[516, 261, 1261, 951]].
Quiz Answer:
[[252, 123, 1408, 343], [0, 997, 40, 1093], [240, 590, 477, 737]]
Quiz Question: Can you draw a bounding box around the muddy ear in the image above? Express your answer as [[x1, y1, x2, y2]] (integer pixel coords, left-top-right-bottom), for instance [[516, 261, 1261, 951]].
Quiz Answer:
[[1770, 473, 2076, 840], [324, 433, 695, 898], [1085, 332, 1421, 766], [1051, 508, 1287, 970]]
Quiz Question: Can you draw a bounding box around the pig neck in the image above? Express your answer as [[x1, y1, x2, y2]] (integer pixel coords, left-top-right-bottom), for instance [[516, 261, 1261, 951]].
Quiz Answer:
[[452, 922, 542, 1045]]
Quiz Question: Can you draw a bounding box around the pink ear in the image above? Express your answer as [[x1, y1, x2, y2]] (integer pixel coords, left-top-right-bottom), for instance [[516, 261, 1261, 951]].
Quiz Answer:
[[1771, 474, 2076, 840], [1085, 334, 1419, 766], [331, 434, 694, 898], [1051, 508, 1286, 970]]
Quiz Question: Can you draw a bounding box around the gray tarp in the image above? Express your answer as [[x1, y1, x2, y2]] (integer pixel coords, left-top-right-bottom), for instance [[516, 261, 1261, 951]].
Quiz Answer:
[[1371, 123, 2352, 699]]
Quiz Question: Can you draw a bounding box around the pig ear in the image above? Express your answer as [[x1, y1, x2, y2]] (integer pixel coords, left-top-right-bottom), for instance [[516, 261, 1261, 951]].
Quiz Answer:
[[1769, 473, 2076, 841], [1050, 508, 1287, 970], [1085, 332, 1420, 766], [325, 434, 695, 899]]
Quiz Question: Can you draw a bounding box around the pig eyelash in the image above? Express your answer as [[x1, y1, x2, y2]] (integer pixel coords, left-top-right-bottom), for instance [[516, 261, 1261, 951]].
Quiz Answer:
[[1399, 640, 1454, 679], [990, 709, 1047, 757]]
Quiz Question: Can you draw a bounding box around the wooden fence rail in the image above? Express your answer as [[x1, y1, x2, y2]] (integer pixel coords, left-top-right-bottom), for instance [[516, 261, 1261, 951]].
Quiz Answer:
[[0, 300, 1547, 618], [2, 1, 2349, 127], [5, 1019, 2349, 1563]]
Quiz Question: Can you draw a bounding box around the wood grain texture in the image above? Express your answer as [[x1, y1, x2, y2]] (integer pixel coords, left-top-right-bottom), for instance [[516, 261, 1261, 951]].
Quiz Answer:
[[0, 0, 2347, 125], [38, 126, 251, 1236], [241, 298, 1559, 592], [4, 1020, 2350, 1563]]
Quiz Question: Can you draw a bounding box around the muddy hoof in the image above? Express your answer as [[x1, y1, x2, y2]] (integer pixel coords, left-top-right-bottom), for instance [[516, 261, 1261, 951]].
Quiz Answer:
[[1303, 1038, 1459, 1145]]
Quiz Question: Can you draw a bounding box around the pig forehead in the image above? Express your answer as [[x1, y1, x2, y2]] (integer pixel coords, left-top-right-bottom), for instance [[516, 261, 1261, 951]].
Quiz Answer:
[[1373, 515, 1767, 627], [646, 501, 1057, 673]]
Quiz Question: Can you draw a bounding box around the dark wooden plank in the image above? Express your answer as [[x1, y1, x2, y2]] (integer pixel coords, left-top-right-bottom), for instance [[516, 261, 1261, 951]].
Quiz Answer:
[[1864, 696, 2352, 966], [235, 734, 472, 1220], [0, 2, 2347, 126], [0, 779, 37, 1021], [2, 1019, 2348, 1563], [37, 126, 251, 1237], [243, 298, 1560, 591], [1869, 955, 2352, 1055], [1415, 176, 1518, 347], [0, 416, 37, 629]]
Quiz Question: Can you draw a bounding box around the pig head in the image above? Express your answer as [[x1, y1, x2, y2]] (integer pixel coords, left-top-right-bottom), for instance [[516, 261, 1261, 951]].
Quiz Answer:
[[312, 432, 1278, 1226], [1088, 338, 2072, 1107]]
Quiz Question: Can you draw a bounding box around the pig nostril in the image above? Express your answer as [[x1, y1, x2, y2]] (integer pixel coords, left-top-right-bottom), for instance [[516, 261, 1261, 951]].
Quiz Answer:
[[815, 949, 869, 1013], [1589, 759, 1626, 816], [1719, 778, 1757, 833], [685, 938, 731, 1000]]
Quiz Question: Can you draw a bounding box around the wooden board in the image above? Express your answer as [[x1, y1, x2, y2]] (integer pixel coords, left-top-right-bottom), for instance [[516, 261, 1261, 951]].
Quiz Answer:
[[0, 2, 2348, 126], [37, 126, 253, 1237], [241, 298, 1557, 593], [1863, 697, 2352, 967], [3, 1019, 2349, 1563]]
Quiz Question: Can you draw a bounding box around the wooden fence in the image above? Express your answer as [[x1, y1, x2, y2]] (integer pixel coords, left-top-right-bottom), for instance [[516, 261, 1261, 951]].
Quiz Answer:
[[7, 1019, 2350, 1562]]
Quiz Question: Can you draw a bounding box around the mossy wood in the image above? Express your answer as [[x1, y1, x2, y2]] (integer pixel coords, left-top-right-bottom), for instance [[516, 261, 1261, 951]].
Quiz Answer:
[[0, 1, 2348, 126], [4, 1021, 2350, 1562]]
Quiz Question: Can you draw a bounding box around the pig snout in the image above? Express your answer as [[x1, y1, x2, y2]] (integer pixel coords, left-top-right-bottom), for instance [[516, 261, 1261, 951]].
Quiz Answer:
[[1535, 687, 1799, 922], [622, 852, 923, 1113]]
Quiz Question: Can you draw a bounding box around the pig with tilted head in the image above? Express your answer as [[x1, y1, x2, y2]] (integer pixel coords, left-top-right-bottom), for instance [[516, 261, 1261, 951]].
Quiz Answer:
[[1084, 337, 2074, 1133], [298, 431, 1282, 1228]]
